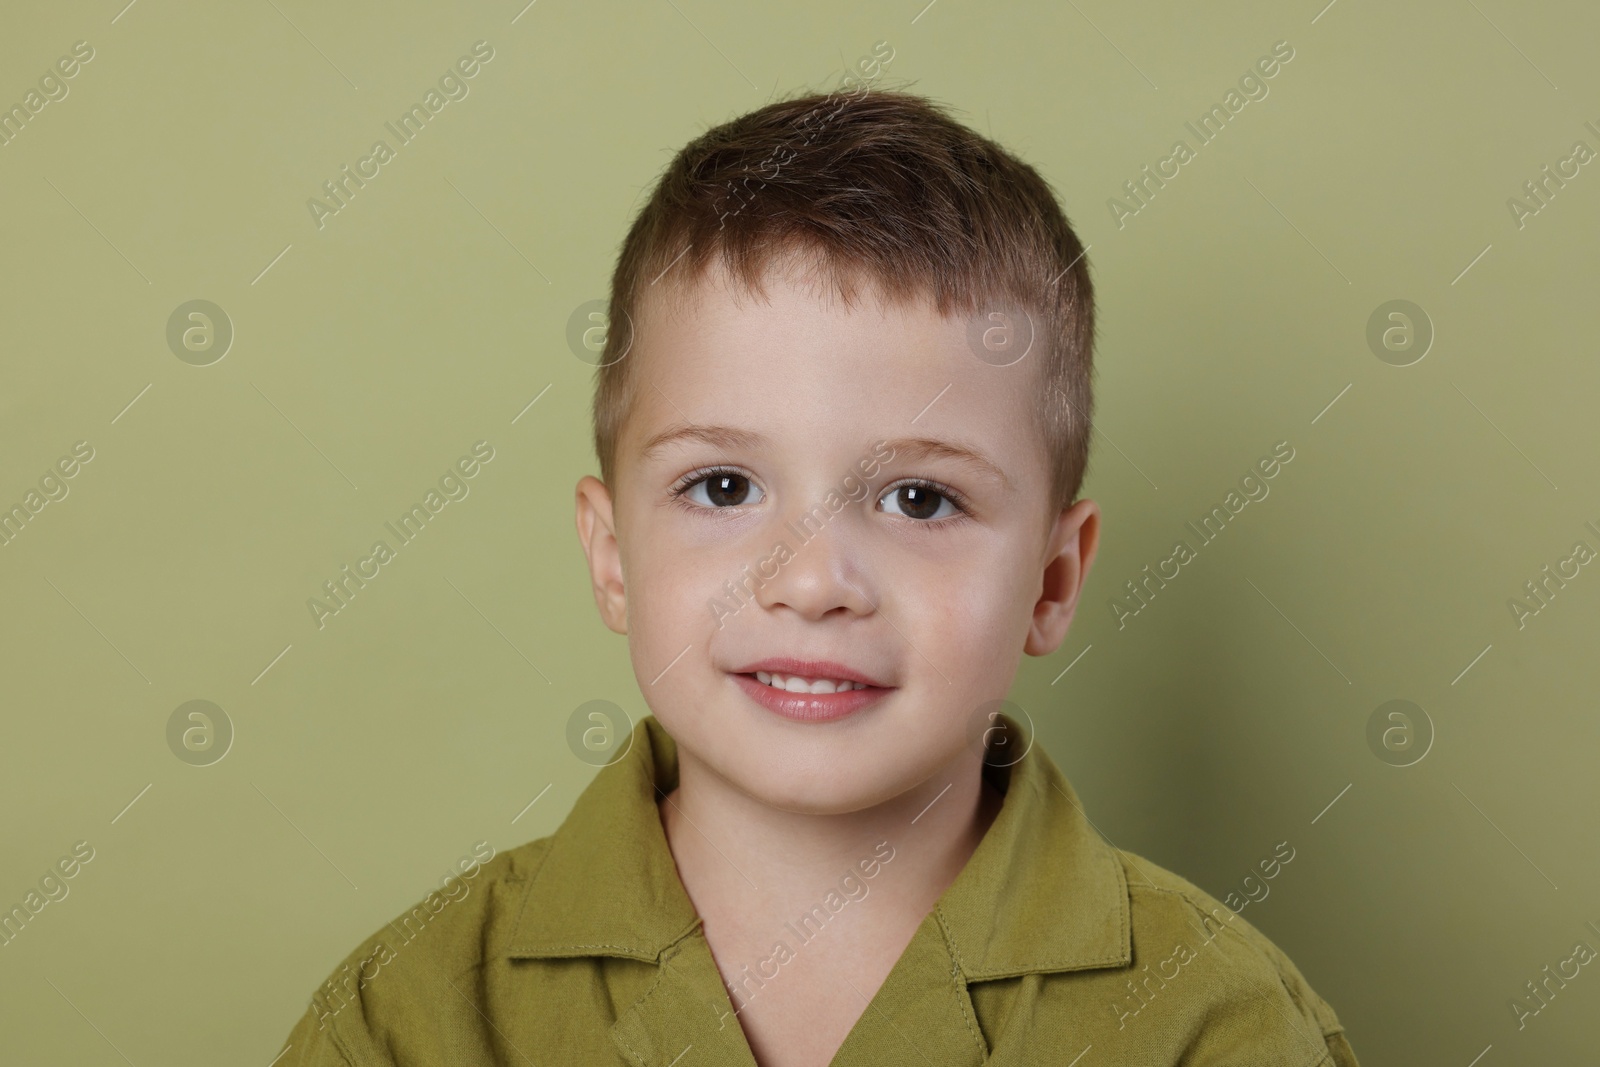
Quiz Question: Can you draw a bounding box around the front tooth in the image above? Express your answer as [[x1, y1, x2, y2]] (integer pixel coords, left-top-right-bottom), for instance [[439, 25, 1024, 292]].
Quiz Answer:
[[760, 673, 869, 693]]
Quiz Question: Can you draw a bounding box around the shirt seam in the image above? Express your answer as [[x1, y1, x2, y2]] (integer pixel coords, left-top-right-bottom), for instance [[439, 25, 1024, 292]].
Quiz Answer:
[[506, 913, 702, 961], [501, 835, 694, 961], [604, 950, 680, 1067], [931, 905, 991, 1058], [513, 942, 653, 954], [959, 954, 1132, 982], [609, 934, 701, 1067], [950, 815, 1133, 981]]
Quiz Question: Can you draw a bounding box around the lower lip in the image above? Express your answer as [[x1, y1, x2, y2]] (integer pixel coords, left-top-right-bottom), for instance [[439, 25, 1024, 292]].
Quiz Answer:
[[731, 673, 891, 723]]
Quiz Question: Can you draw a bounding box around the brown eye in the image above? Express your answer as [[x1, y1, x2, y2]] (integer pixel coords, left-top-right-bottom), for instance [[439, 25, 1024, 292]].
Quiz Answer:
[[879, 482, 957, 521], [683, 471, 764, 508]]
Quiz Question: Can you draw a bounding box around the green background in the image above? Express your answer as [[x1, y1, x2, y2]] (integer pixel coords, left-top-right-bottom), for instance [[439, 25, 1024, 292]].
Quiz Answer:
[[3, 0, 1597, 1062]]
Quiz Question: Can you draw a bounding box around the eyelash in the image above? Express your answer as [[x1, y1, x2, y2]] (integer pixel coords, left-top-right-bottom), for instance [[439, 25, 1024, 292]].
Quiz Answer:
[[667, 467, 972, 525], [881, 477, 972, 526], [667, 465, 747, 504]]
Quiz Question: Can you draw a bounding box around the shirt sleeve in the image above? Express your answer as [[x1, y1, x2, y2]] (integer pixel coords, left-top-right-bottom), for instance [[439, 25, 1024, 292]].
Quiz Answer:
[[1228, 918, 1361, 1067], [1252, 922, 1359, 1067], [1168, 892, 1362, 1067]]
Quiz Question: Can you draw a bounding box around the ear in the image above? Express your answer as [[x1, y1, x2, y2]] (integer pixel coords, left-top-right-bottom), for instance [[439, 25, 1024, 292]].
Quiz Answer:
[[1024, 498, 1100, 656], [574, 475, 628, 635]]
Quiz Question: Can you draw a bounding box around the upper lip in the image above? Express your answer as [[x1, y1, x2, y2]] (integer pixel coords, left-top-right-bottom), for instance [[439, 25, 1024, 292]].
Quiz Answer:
[[730, 657, 892, 688]]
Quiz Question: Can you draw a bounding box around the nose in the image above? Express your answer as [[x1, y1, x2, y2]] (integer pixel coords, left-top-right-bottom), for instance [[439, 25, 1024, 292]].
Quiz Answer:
[[753, 504, 877, 622]]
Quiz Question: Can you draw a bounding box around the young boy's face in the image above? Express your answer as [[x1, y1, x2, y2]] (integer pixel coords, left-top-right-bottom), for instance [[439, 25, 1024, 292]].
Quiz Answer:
[[575, 258, 1099, 814]]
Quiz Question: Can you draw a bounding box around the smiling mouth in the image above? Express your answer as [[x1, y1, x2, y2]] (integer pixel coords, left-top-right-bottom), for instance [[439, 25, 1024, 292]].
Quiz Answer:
[[750, 670, 872, 693], [730, 668, 891, 723]]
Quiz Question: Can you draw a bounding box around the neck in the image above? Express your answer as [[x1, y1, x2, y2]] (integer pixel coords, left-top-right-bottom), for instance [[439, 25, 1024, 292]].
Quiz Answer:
[[656, 743, 1006, 941]]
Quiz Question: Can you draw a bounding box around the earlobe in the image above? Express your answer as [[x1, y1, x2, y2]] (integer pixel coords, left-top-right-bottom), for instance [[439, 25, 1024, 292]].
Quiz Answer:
[[1024, 498, 1100, 656], [574, 476, 628, 635]]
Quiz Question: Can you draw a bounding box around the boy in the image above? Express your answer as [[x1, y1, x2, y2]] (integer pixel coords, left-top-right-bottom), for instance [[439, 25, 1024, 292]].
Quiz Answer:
[[280, 86, 1358, 1066]]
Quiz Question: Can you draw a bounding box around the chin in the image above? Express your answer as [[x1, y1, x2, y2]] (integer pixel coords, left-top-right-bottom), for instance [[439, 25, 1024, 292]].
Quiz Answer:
[[754, 767, 910, 815], [743, 776, 906, 817], [703, 719, 956, 815]]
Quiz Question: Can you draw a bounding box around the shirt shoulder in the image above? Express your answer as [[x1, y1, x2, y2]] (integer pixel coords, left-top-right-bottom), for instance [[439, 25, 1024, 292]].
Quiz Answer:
[[275, 836, 556, 1067], [1111, 847, 1359, 1067]]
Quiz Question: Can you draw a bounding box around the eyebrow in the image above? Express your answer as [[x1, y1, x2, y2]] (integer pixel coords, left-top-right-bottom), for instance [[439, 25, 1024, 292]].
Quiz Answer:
[[883, 436, 1013, 491], [639, 424, 766, 460], [638, 425, 1012, 490]]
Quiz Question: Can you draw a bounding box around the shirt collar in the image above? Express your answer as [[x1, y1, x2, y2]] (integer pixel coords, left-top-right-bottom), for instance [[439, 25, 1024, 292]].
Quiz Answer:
[[504, 713, 1131, 979], [504, 714, 700, 963], [936, 716, 1133, 979]]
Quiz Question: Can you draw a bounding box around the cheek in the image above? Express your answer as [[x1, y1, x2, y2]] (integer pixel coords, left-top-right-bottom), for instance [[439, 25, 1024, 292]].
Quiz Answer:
[[903, 539, 1034, 660], [882, 538, 1033, 734], [627, 537, 707, 637], [623, 520, 740, 685]]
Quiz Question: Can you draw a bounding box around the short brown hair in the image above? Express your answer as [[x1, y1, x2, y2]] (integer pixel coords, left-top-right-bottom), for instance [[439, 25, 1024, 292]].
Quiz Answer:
[[591, 85, 1096, 517]]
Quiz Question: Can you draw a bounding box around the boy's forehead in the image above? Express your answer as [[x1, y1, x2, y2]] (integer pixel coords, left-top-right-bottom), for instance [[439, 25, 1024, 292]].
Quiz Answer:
[[617, 256, 1048, 482]]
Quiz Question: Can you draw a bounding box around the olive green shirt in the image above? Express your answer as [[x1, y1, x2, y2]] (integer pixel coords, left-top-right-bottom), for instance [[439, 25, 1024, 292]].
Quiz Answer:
[[280, 714, 1359, 1065]]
